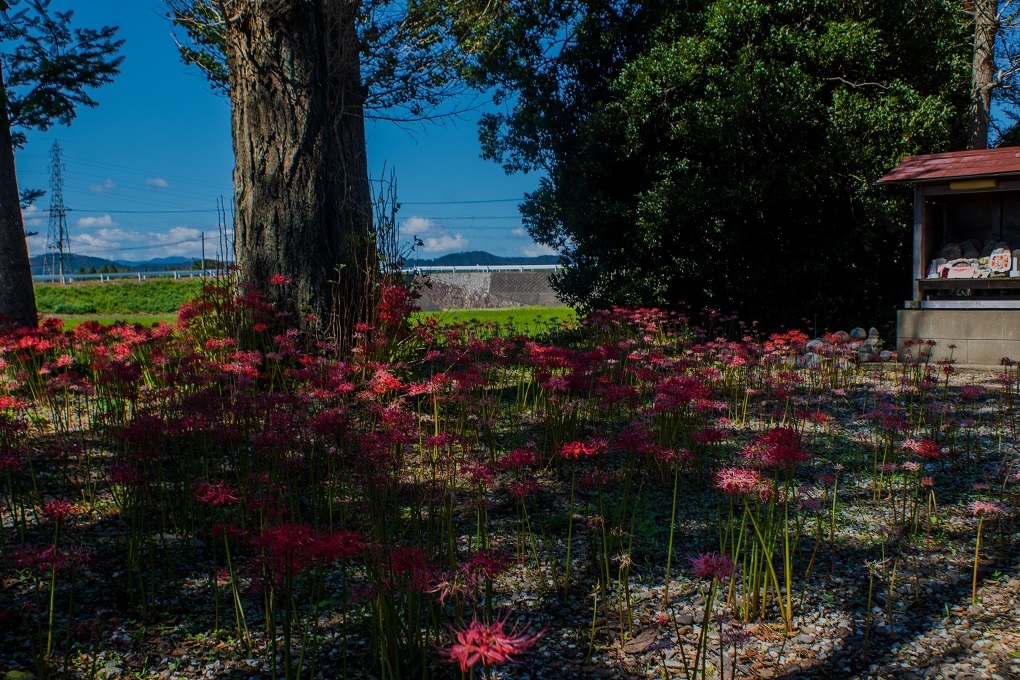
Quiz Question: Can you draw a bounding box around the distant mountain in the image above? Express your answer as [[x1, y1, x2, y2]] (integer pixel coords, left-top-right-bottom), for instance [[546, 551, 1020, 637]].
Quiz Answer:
[[30, 250, 557, 276], [31, 253, 121, 276], [30, 253, 201, 275], [120, 256, 194, 267], [408, 251, 559, 267]]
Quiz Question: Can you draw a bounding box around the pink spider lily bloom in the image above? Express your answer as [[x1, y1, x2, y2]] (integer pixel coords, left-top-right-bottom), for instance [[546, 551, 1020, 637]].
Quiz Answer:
[[689, 552, 734, 581], [900, 438, 943, 460], [970, 501, 1004, 517], [442, 618, 544, 672]]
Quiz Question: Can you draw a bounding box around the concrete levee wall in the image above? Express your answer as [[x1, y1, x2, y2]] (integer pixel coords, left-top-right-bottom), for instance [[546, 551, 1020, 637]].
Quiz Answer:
[[415, 271, 562, 311]]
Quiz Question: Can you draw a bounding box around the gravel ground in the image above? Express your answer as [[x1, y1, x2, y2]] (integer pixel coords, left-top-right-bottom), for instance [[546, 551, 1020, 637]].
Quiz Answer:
[[3, 366, 1019, 680]]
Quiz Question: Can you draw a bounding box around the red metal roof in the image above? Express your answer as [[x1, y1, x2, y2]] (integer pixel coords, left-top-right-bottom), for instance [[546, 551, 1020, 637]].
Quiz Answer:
[[877, 146, 1020, 184]]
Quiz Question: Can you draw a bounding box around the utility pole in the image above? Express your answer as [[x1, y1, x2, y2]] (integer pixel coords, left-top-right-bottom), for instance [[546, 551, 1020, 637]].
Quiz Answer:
[[45, 141, 70, 283], [201, 230, 206, 275]]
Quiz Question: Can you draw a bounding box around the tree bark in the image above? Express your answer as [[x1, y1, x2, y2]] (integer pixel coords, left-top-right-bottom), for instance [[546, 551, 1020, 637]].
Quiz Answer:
[[968, 0, 998, 149], [0, 64, 38, 328], [225, 0, 373, 342]]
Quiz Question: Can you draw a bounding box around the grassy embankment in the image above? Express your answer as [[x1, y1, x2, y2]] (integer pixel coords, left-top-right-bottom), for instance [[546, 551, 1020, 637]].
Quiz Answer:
[[35, 278, 575, 331]]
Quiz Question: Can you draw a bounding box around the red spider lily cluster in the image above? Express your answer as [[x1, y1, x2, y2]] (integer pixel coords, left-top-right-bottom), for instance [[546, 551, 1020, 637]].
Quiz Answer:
[[0, 282, 1018, 678]]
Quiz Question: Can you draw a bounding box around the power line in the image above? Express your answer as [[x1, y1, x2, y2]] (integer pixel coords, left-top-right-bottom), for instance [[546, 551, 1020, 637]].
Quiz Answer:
[[69, 208, 221, 214], [65, 208, 523, 219], [401, 198, 523, 205], [73, 237, 203, 254]]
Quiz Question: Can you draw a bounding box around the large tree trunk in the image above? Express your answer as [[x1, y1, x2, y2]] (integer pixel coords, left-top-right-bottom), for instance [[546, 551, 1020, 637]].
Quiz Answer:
[[225, 0, 373, 342], [0, 65, 38, 328], [968, 0, 998, 149]]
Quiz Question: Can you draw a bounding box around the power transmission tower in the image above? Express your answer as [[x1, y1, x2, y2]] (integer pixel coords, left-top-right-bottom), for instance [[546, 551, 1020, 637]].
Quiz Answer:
[[44, 140, 71, 283]]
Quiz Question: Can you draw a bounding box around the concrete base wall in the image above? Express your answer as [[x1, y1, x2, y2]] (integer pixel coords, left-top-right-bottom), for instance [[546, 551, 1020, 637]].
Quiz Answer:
[[897, 309, 1020, 366], [415, 271, 562, 311]]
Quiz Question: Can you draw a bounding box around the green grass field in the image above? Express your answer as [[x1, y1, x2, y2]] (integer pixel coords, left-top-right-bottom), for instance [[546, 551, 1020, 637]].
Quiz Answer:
[[412, 306, 575, 335], [52, 314, 178, 330], [37, 278, 576, 334], [35, 278, 203, 315]]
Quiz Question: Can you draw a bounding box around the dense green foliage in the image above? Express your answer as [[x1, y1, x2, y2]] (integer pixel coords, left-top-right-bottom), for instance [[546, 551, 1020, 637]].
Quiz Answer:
[[35, 279, 202, 315], [472, 0, 971, 327], [1, 0, 123, 148]]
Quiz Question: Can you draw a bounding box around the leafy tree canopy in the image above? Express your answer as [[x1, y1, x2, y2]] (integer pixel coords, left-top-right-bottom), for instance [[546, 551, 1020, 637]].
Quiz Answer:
[[470, 0, 971, 328], [1, 0, 123, 148], [168, 0, 502, 122]]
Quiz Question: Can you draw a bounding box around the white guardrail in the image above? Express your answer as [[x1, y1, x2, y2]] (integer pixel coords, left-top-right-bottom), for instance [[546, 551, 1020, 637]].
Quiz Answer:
[[32, 264, 562, 283], [33, 270, 224, 283], [403, 264, 561, 273]]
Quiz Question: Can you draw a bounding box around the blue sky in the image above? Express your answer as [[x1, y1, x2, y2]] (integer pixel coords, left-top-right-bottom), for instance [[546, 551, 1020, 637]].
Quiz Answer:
[[11, 0, 549, 263]]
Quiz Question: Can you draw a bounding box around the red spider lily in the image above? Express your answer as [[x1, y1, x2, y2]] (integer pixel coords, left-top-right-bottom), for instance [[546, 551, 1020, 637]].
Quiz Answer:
[[864, 406, 910, 433], [12, 544, 88, 572], [971, 501, 1004, 517], [501, 448, 537, 469], [715, 466, 770, 497], [560, 438, 607, 460], [442, 618, 544, 672], [424, 432, 462, 450], [689, 552, 734, 581], [388, 546, 437, 592], [690, 427, 725, 445], [741, 427, 809, 468], [377, 284, 418, 331], [369, 368, 403, 395], [317, 530, 365, 563], [653, 375, 712, 410], [462, 462, 496, 487], [807, 411, 830, 425], [42, 500, 75, 521], [0, 446, 22, 472], [763, 330, 809, 355], [269, 274, 292, 286], [193, 480, 242, 507], [614, 423, 656, 455], [463, 551, 511, 582], [256, 525, 364, 574], [900, 438, 943, 460], [107, 463, 145, 488], [508, 478, 539, 499], [0, 395, 26, 410]]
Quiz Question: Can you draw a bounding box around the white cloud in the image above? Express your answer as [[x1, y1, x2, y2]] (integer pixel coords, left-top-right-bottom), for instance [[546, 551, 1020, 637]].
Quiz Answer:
[[76, 214, 117, 228], [89, 178, 116, 194], [74, 228, 146, 253], [511, 227, 527, 237], [421, 233, 468, 253], [146, 177, 169, 188], [521, 243, 557, 257], [153, 227, 204, 257], [402, 216, 468, 254], [21, 204, 44, 229], [25, 233, 46, 257], [402, 216, 439, 234], [71, 226, 204, 261]]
